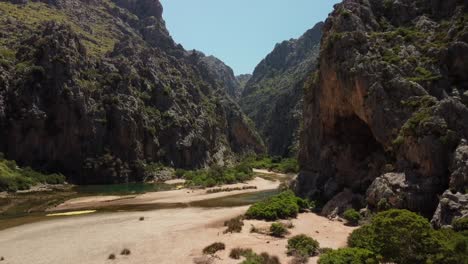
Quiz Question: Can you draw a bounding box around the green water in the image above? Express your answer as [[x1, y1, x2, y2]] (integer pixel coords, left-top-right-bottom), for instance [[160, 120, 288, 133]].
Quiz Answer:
[[0, 184, 280, 231]]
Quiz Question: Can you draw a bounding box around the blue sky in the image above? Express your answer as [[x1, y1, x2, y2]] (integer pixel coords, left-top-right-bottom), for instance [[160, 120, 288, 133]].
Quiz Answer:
[[160, 0, 341, 75]]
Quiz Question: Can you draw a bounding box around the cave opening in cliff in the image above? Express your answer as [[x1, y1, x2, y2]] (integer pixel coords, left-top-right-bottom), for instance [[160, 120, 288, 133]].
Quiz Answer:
[[332, 114, 385, 192]]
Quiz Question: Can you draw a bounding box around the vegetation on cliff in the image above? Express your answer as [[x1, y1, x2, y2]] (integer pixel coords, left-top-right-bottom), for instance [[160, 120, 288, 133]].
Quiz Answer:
[[240, 22, 323, 157], [298, 0, 468, 223], [0, 0, 264, 185]]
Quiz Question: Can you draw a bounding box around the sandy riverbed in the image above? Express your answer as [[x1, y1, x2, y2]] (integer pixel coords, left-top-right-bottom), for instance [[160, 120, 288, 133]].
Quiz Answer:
[[0, 172, 355, 264], [0, 206, 355, 264], [49, 177, 280, 212]]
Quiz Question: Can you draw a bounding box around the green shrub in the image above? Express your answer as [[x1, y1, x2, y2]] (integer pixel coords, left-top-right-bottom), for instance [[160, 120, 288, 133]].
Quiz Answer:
[[287, 234, 320, 257], [348, 209, 443, 264], [270, 222, 288, 237], [0, 158, 66, 192], [347, 225, 375, 250], [318, 248, 380, 264], [245, 191, 300, 221], [203, 242, 225, 255], [343, 209, 361, 226], [318, 248, 333, 255], [183, 163, 254, 188], [377, 198, 390, 211], [296, 197, 314, 212], [453, 217, 468, 232], [242, 155, 299, 174], [428, 228, 468, 264], [224, 215, 244, 233]]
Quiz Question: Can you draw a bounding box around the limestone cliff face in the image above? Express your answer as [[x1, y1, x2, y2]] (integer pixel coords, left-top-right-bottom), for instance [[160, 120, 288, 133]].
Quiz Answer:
[[0, 0, 264, 184], [241, 23, 323, 157], [196, 54, 244, 100], [299, 0, 468, 222], [236, 74, 251, 96]]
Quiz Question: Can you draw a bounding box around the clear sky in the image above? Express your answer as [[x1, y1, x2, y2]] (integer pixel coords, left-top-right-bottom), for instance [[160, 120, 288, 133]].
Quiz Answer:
[[160, 0, 341, 75]]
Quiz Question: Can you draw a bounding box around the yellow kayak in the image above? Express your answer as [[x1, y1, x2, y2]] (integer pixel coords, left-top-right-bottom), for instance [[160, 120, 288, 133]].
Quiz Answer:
[[46, 210, 97, 217]]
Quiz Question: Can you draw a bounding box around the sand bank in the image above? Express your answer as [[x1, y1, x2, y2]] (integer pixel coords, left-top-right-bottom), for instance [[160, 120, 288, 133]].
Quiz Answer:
[[0, 206, 355, 264]]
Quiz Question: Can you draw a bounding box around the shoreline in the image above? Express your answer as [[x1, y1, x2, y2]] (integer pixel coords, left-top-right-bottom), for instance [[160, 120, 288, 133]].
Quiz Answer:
[[49, 176, 281, 212]]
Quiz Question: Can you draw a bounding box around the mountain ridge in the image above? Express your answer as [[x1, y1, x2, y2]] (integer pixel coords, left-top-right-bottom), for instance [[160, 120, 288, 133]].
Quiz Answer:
[[0, 0, 264, 184], [240, 22, 323, 157]]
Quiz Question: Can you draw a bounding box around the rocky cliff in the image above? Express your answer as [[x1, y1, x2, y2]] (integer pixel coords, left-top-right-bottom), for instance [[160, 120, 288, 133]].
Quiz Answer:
[[0, 0, 264, 184], [241, 23, 323, 157], [235, 74, 251, 98], [298, 0, 468, 224], [196, 54, 244, 100]]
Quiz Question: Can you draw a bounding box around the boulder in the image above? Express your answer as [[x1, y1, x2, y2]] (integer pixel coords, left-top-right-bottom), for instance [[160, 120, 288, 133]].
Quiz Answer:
[[431, 190, 468, 228]]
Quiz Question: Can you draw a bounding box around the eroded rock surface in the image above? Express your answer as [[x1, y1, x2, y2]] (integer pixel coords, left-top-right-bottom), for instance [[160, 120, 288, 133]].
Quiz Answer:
[[0, 0, 264, 184], [298, 0, 468, 217], [241, 23, 323, 157]]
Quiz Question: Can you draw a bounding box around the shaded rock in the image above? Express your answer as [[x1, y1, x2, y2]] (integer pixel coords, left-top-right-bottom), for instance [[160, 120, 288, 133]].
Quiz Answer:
[[241, 22, 323, 157], [197, 54, 243, 100], [321, 189, 364, 218], [431, 190, 468, 228], [449, 139, 468, 192], [235, 74, 251, 96], [298, 0, 468, 218], [366, 173, 408, 209]]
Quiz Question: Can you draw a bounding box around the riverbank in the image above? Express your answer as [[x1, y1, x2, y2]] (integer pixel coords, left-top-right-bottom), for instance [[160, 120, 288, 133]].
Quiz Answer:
[[49, 177, 280, 212], [0, 206, 355, 264]]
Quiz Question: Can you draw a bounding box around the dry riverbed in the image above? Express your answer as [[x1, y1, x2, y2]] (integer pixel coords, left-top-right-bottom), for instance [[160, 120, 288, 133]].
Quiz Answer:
[[0, 206, 355, 264], [0, 172, 355, 264]]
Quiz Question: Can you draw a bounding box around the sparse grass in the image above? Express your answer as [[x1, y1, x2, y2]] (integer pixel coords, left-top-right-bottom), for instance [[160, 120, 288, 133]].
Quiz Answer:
[[400, 107, 434, 136], [224, 215, 244, 234], [139, 217, 144, 221], [108, 254, 116, 260], [282, 221, 294, 229], [0, 1, 117, 56], [203, 242, 225, 255], [408, 67, 442, 82], [207, 186, 257, 194], [290, 255, 309, 264], [230, 248, 254, 259], [234, 249, 281, 264]]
